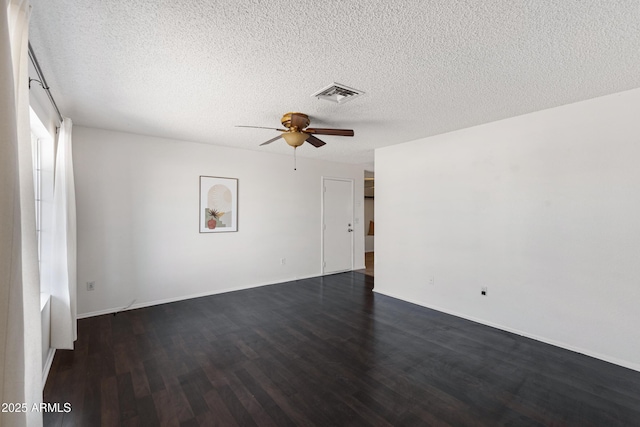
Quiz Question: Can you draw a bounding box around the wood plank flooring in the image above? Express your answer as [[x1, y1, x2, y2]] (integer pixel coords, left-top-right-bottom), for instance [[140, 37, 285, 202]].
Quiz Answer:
[[44, 272, 640, 426]]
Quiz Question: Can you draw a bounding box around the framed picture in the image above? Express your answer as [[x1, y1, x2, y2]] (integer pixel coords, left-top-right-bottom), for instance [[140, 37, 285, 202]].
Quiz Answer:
[[199, 176, 238, 233]]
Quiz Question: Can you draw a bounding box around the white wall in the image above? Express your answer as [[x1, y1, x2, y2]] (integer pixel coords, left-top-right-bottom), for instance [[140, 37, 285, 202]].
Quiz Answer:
[[73, 127, 364, 316], [375, 88, 640, 371], [40, 297, 50, 374]]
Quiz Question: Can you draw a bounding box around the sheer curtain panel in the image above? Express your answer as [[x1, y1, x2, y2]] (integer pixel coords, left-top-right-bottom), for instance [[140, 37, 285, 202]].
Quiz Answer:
[[50, 118, 77, 349], [1, 0, 44, 426]]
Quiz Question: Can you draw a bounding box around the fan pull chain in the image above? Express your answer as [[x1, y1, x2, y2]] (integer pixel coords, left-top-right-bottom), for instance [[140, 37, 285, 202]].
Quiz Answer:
[[294, 147, 297, 171]]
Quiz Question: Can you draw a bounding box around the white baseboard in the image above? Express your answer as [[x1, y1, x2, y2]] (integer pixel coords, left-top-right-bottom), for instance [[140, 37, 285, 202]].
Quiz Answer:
[[373, 289, 640, 373], [42, 348, 55, 389], [77, 273, 324, 319]]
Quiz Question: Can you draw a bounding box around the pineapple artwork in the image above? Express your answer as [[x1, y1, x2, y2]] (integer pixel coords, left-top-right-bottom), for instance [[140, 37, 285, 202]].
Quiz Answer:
[[205, 208, 221, 229], [205, 184, 232, 229], [199, 176, 238, 233]]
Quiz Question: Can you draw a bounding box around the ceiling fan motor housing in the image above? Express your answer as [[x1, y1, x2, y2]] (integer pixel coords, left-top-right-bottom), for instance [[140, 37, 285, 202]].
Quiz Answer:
[[281, 112, 310, 131]]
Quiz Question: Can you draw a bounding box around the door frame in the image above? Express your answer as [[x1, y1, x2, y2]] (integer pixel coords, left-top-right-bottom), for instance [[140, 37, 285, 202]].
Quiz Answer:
[[321, 176, 355, 275]]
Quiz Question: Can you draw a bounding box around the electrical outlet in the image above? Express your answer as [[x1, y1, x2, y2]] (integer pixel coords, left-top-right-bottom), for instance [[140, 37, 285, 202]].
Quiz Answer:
[[87, 281, 95, 291], [481, 286, 487, 296], [428, 276, 435, 286], [281, 258, 286, 265]]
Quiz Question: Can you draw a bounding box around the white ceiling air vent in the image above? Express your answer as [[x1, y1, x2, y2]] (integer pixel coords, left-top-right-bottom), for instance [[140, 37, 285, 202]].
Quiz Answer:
[[311, 83, 365, 104]]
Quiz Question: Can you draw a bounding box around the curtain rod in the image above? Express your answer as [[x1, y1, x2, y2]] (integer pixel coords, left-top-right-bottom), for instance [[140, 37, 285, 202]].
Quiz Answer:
[[28, 42, 64, 124]]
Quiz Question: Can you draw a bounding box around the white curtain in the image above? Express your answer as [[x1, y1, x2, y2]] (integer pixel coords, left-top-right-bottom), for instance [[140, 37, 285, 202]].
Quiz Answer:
[[1, 0, 43, 426], [50, 118, 77, 349]]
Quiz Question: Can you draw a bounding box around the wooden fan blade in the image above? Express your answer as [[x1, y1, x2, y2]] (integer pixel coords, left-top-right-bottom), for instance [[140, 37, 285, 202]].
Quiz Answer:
[[290, 113, 308, 130], [259, 134, 283, 146], [306, 134, 327, 148], [236, 125, 287, 131], [305, 128, 354, 137]]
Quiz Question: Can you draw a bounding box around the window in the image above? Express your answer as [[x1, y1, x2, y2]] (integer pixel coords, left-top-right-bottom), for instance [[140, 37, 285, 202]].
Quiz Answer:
[[31, 131, 42, 268], [29, 107, 54, 296]]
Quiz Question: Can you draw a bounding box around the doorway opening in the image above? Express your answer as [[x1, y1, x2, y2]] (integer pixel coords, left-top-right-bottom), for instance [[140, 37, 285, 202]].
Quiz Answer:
[[363, 170, 374, 277]]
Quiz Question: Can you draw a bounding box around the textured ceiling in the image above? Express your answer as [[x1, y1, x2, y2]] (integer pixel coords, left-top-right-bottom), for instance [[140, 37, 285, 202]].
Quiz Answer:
[[28, 0, 640, 169]]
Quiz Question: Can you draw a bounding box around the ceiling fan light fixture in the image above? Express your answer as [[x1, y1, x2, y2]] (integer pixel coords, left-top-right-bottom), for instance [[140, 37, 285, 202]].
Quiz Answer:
[[282, 131, 309, 147]]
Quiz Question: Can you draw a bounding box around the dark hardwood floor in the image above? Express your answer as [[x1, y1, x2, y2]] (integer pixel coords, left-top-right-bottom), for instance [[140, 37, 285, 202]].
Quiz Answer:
[[44, 272, 640, 426]]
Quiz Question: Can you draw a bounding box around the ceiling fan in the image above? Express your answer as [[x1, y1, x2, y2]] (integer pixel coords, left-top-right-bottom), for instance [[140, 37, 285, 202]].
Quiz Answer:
[[237, 112, 354, 149]]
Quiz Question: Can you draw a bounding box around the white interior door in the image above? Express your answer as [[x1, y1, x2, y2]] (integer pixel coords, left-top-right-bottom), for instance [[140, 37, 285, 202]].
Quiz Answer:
[[322, 177, 354, 274]]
